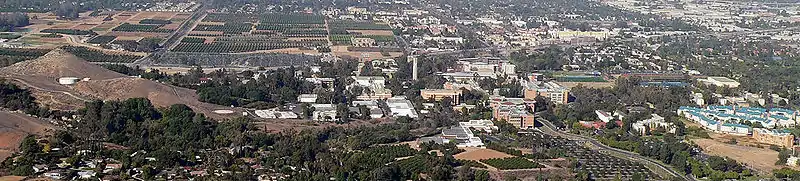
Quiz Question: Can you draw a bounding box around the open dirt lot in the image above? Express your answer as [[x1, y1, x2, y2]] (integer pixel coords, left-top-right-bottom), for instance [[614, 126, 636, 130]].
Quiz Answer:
[[153, 12, 178, 20], [0, 111, 55, 161], [129, 12, 156, 22], [692, 138, 787, 174], [454, 147, 515, 161], [72, 23, 99, 31], [0, 176, 25, 181]]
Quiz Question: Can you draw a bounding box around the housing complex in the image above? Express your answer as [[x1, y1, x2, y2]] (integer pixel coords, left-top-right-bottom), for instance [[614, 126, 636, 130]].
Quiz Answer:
[[678, 106, 797, 147]]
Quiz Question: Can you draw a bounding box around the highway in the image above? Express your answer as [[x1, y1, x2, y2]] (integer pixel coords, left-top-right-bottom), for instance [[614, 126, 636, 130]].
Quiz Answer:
[[536, 117, 695, 181]]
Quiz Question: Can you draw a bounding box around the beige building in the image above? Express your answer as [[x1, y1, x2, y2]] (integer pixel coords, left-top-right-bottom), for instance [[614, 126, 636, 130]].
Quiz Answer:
[[753, 128, 794, 148], [421, 89, 462, 104], [522, 81, 569, 104]]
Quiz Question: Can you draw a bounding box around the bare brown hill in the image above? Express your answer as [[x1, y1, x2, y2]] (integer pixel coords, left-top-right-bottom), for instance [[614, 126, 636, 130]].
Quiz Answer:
[[0, 111, 55, 161], [73, 77, 234, 118], [0, 48, 124, 80], [0, 49, 239, 119]]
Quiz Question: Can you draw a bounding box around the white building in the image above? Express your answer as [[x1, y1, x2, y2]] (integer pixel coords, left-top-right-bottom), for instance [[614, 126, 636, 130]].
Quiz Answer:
[[700, 76, 740, 88], [255, 109, 299, 119], [787, 157, 800, 166], [351, 76, 393, 100], [298, 94, 318, 103], [386, 96, 418, 118], [632, 114, 675, 135], [312, 104, 338, 122], [595, 110, 614, 123], [459, 120, 498, 133]]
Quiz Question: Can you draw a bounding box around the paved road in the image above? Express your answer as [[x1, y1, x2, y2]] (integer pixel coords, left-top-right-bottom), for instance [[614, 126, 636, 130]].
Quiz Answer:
[[133, 3, 207, 65], [536, 117, 695, 181]]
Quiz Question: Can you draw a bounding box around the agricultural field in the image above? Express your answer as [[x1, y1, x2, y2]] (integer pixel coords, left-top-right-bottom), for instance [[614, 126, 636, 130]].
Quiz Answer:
[[1, 11, 189, 53], [512, 131, 660, 180], [172, 13, 401, 58], [173, 13, 330, 54]]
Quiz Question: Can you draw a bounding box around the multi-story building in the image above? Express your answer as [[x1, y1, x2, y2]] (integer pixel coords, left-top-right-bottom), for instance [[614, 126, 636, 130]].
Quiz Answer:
[[522, 81, 570, 104], [311, 104, 338, 122], [489, 97, 536, 129], [753, 128, 795, 148], [699, 76, 740, 88], [498, 108, 535, 129], [350, 76, 392, 100], [420, 89, 462, 104], [632, 114, 676, 135]]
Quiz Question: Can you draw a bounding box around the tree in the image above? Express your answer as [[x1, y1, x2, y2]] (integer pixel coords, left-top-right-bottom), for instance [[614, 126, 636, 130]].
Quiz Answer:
[[54, 3, 80, 19]]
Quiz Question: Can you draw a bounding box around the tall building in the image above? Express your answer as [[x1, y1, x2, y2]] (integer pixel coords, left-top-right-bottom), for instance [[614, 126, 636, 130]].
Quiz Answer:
[[522, 80, 569, 104], [410, 56, 418, 80]]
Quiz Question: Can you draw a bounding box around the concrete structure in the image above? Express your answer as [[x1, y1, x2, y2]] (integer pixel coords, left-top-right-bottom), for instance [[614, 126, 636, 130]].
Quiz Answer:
[[522, 81, 570, 104], [311, 104, 338, 122], [351, 76, 392, 100], [298, 94, 318, 103], [439, 120, 498, 147], [420, 89, 462, 104], [632, 114, 676, 135], [753, 128, 795, 148], [700, 76, 740, 88], [441, 126, 484, 147], [387, 96, 418, 118], [58, 77, 80, 85], [459, 120, 497, 133], [254, 110, 299, 119]]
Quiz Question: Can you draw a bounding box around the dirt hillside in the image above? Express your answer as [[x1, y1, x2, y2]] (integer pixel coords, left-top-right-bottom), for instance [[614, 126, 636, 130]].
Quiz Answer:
[[72, 77, 232, 117], [0, 48, 124, 80], [0, 112, 55, 161], [0, 49, 238, 119]]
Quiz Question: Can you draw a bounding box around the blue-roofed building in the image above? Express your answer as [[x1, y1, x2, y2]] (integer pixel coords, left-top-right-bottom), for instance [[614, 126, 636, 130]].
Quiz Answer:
[[678, 105, 800, 135], [720, 123, 751, 135]]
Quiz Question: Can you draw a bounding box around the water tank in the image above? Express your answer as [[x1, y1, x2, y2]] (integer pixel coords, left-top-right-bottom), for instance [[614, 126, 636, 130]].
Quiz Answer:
[[58, 77, 80, 85]]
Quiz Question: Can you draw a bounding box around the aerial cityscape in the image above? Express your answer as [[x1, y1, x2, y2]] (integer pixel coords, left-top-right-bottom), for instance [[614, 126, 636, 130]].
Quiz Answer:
[[0, 0, 800, 180]]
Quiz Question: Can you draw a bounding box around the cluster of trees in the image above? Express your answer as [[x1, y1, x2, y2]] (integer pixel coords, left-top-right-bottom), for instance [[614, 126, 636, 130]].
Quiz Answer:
[[53, 3, 79, 19], [0, 79, 70, 118], [556, 76, 691, 129], [0, 12, 29, 32], [105, 37, 162, 52], [197, 67, 314, 107], [0, 91, 499, 180], [100, 64, 168, 81], [510, 46, 565, 72], [0, 48, 49, 67]]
